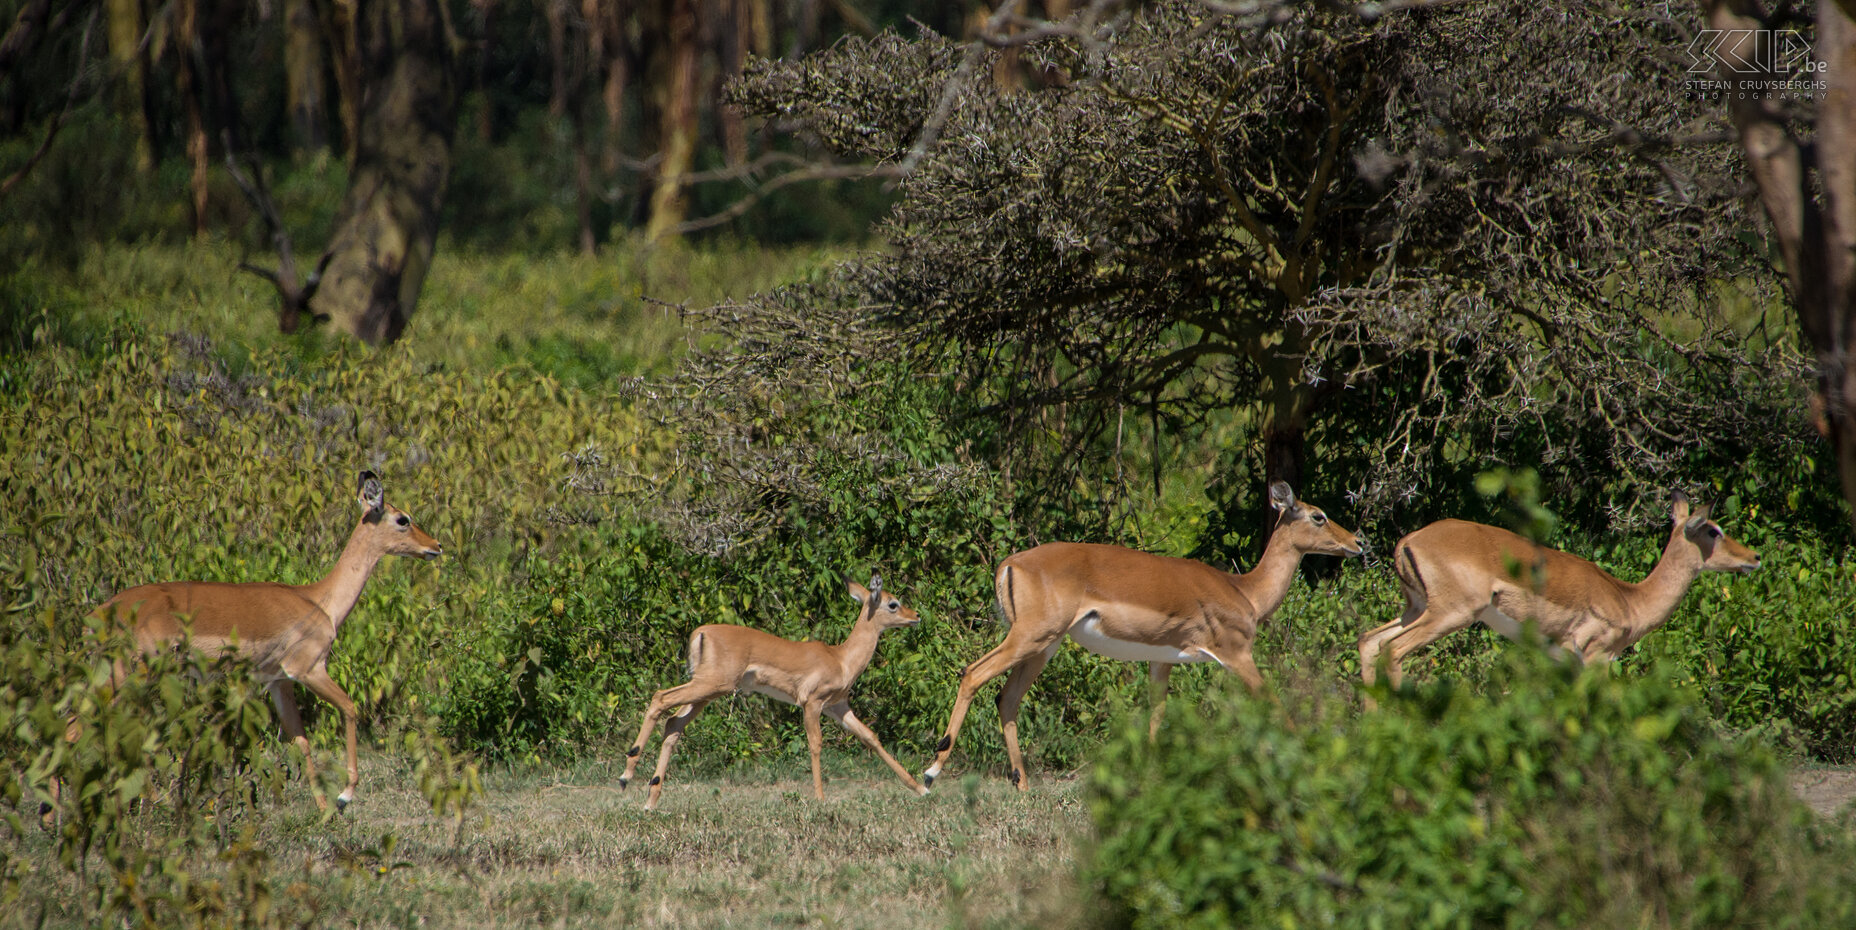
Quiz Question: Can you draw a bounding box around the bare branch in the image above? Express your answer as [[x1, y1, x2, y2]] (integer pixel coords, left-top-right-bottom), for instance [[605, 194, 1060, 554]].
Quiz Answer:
[[674, 162, 906, 235]]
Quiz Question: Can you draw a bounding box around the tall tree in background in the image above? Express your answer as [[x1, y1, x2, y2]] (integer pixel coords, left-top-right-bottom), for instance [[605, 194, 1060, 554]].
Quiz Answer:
[[726, 0, 1798, 535], [282, 0, 328, 154], [1704, 0, 1856, 533], [307, 0, 457, 344], [641, 0, 700, 239], [104, 0, 152, 172]]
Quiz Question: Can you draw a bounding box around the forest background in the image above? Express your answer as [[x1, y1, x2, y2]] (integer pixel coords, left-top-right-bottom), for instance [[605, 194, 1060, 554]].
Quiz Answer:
[[5, 0, 1856, 926]]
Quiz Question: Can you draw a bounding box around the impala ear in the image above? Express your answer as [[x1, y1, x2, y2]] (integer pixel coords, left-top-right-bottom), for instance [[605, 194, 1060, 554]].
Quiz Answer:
[[357, 471, 385, 515], [1268, 481, 1296, 514], [868, 573, 883, 600], [846, 577, 871, 604], [1670, 489, 1691, 526], [1684, 501, 1713, 533]]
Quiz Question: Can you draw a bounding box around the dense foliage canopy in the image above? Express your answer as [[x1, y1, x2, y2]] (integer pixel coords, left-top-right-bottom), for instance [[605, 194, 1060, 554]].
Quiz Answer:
[[719, 0, 1810, 537]]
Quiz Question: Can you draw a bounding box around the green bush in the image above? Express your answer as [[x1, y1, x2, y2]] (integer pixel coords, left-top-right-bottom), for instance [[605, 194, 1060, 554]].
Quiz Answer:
[[1632, 522, 1856, 762], [1086, 647, 1856, 930], [1, 547, 294, 927]]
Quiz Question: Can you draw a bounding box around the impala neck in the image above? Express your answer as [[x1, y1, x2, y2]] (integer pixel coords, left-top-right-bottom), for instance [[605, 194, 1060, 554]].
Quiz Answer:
[[305, 517, 385, 631], [1622, 526, 1703, 636], [1229, 526, 1307, 617], [830, 606, 886, 677]]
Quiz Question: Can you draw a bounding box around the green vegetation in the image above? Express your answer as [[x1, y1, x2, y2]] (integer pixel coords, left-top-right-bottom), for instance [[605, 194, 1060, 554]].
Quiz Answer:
[[4, 237, 1855, 927], [8, 0, 1856, 925], [1088, 648, 1856, 929]]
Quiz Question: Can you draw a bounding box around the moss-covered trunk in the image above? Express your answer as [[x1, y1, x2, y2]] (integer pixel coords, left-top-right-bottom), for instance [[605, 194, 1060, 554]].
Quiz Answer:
[[310, 0, 457, 346]]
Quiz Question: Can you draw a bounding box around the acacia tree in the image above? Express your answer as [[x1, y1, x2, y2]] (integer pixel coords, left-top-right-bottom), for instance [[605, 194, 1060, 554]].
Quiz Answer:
[[721, 0, 1800, 533]]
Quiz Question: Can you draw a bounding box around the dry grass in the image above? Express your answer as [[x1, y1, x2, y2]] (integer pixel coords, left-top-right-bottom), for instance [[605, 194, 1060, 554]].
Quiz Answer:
[[11, 752, 1090, 929]]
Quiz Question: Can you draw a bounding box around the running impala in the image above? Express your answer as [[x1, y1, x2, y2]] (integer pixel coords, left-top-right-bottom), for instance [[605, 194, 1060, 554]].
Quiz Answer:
[[620, 575, 928, 811], [922, 482, 1363, 790], [1356, 491, 1759, 698], [83, 471, 441, 811]]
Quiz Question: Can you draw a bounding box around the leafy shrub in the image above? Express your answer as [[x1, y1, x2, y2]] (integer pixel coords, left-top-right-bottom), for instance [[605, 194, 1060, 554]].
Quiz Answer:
[[1633, 523, 1856, 762], [2, 528, 477, 926], [0, 546, 297, 927], [1086, 647, 1856, 929]]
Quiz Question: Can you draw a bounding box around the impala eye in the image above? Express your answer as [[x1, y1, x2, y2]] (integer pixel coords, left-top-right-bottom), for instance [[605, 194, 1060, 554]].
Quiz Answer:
[[1312, 513, 1327, 526], [396, 515, 411, 528], [887, 600, 900, 611]]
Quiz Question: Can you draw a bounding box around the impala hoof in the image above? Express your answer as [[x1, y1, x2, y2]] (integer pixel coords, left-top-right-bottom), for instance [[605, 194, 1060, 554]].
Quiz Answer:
[[618, 776, 630, 790], [335, 789, 354, 812]]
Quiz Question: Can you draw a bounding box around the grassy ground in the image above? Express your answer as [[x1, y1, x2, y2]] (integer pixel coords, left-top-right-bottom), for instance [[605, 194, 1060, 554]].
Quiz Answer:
[[9, 754, 1090, 929], [10, 746, 1851, 929]]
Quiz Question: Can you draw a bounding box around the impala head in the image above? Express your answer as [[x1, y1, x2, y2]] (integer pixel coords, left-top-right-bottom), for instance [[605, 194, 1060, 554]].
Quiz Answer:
[[1671, 491, 1758, 574], [1269, 481, 1364, 558], [848, 573, 920, 629], [357, 470, 443, 560]]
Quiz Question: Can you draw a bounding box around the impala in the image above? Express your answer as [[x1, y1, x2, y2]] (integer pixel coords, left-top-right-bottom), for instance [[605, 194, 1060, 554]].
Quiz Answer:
[[619, 574, 928, 811], [1356, 491, 1760, 696], [922, 481, 1363, 790], [84, 471, 441, 811]]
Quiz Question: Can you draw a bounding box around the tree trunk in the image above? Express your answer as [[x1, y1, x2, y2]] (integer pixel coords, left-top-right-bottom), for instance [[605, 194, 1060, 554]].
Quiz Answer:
[[283, 0, 328, 154], [1255, 317, 1319, 541], [1819, 6, 1856, 531], [1707, 0, 1856, 533], [1260, 412, 1308, 542], [716, 0, 752, 167], [544, 0, 569, 118], [474, 0, 500, 143], [642, 0, 697, 240], [321, 0, 361, 165], [105, 0, 154, 172], [309, 0, 457, 346], [589, 0, 631, 178], [0, 0, 58, 135], [175, 0, 209, 238]]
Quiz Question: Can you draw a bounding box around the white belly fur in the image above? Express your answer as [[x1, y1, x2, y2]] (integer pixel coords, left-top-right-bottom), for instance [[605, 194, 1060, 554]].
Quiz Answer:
[[738, 670, 796, 704], [1070, 615, 1210, 664]]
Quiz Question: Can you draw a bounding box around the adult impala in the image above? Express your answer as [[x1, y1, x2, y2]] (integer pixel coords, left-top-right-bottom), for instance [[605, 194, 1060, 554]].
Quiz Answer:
[[620, 574, 928, 811], [1356, 491, 1759, 696], [922, 481, 1363, 790], [86, 471, 441, 811]]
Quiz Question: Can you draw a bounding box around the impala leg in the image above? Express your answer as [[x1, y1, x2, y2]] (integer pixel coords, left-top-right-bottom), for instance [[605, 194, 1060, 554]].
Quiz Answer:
[[294, 666, 359, 811], [1359, 597, 1426, 709], [1356, 619, 1407, 688], [621, 681, 708, 789], [644, 699, 709, 812], [825, 702, 926, 796], [1381, 610, 1476, 690], [1147, 662, 1173, 739], [804, 701, 827, 801], [997, 642, 1059, 791], [923, 631, 1063, 788], [267, 679, 326, 810]]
